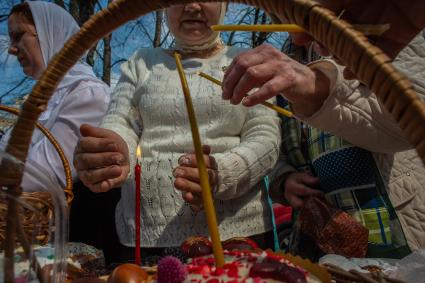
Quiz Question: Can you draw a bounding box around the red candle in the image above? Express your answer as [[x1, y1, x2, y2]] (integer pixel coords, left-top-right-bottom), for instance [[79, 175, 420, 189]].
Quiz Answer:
[[135, 146, 142, 265]]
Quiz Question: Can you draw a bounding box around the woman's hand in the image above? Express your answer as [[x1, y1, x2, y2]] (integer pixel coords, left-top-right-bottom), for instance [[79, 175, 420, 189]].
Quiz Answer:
[[73, 124, 130, 193], [284, 172, 322, 209], [222, 44, 331, 117], [173, 145, 218, 211]]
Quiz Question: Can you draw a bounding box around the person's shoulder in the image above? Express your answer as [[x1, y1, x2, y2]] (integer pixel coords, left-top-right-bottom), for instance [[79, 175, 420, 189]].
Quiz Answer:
[[71, 79, 110, 97]]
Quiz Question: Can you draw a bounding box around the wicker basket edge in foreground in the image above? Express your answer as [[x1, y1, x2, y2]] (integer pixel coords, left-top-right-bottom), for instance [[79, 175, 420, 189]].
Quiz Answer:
[[0, 105, 73, 246], [0, 0, 423, 279]]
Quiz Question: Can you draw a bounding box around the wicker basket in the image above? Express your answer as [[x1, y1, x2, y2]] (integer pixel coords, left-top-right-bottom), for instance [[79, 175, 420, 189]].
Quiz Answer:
[[0, 105, 73, 246], [0, 0, 424, 280]]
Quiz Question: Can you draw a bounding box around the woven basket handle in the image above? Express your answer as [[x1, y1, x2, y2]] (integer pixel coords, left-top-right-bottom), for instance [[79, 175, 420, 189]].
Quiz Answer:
[[2, 0, 425, 188], [0, 105, 73, 203]]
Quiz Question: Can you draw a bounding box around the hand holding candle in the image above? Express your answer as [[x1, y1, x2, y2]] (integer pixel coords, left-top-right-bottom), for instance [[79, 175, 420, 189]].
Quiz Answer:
[[134, 146, 142, 266], [221, 44, 331, 117], [174, 145, 219, 210]]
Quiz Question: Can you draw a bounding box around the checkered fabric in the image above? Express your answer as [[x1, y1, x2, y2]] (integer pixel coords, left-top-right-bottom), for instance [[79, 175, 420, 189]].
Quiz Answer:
[[277, 96, 410, 258]]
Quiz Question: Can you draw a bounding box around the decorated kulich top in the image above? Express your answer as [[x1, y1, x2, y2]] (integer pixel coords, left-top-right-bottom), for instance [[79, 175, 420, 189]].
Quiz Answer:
[[106, 237, 325, 283], [180, 250, 319, 283], [147, 248, 323, 283], [106, 237, 327, 283]]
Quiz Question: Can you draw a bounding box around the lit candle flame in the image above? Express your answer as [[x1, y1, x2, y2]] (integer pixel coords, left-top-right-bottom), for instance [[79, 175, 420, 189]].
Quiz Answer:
[[136, 146, 142, 160]]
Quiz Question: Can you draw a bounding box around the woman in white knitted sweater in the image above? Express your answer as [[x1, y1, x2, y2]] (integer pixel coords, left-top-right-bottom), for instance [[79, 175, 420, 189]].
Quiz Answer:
[[73, 3, 280, 261]]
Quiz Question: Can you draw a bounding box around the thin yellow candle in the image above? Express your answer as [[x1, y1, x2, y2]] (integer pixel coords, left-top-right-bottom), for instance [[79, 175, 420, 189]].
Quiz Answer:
[[198, 72, 222, 86], [198, 72, 294, 118], [173, 53, 225, 268], [212, 24, 389, 36], [211, 24, 305, 33]]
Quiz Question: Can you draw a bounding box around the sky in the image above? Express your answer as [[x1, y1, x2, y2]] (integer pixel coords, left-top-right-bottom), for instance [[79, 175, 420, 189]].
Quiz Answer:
[[0, 1, 289, 107]]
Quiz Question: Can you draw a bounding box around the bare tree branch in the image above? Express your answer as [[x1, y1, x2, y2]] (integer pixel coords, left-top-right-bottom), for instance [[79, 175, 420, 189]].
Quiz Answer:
[[0, 77, 29, 104], [102, 32, 112, 84], [137, 19, 154, 43], [116, 20, 142, 49], [111, 58, 127, 68], [226, 7, 255, 46], [77, 0, 95, 26], [54, 0, 65, 8], [160, 30, 171, 47], [251, 8, 260, 46], [153, 10, 163, 47], [69, 0, 79, 23], [86, 43, 97, 66], [230, 41, 252, 47], [254, 11, 270, 46]]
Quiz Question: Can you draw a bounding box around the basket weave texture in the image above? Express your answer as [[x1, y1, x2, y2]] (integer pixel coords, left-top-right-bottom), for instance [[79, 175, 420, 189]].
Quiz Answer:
[[0, 105, 72, 246], [0, 191, 53, 246]]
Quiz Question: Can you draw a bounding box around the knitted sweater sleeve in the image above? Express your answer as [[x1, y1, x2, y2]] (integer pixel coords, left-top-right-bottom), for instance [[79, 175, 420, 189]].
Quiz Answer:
[[212, 103, 281, 200], [101, 50, 146, 172]]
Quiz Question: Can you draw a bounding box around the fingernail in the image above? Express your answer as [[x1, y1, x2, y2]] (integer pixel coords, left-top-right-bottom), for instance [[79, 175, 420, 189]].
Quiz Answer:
[[178, 156, 191, 165], [113, 154, 124, 164], [173, 168, 184, 177], [100, 180, 109, 192]]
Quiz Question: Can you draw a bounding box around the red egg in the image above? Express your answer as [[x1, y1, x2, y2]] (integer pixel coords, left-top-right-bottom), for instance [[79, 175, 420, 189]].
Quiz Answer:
[[107, 263, 149, 283]]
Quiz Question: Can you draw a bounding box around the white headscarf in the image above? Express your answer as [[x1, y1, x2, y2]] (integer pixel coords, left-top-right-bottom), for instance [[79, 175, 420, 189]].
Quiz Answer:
[[167, 3, 227, 52], [26, 1, 101, 91], [24, 1, 104, 145]]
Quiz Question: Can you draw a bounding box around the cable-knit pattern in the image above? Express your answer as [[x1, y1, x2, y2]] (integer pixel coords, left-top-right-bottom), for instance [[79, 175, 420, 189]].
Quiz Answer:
[[101, 46, 281, 247]]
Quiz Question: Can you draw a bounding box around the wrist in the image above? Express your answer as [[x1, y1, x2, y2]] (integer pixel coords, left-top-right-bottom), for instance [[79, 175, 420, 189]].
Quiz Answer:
[[270, 171, 294, 205], [291, 61, 336, 117]]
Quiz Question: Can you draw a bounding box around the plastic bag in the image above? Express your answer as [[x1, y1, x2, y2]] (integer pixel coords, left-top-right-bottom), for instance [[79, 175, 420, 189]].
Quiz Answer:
[[387, 249, 425, 283], [289, 196, 368, 260]]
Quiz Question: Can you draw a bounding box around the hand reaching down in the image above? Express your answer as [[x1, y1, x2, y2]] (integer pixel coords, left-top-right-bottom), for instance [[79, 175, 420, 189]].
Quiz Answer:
[[73, 124, 130, 193]]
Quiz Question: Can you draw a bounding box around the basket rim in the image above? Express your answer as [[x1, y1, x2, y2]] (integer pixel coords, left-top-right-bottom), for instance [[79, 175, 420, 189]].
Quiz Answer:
[[0, 105, 73, 204]]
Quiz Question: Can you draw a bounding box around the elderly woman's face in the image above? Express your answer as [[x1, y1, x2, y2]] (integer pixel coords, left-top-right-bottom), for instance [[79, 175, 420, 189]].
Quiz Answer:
[[166, 3, 222, 45], [8, 13, 44, 79]]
